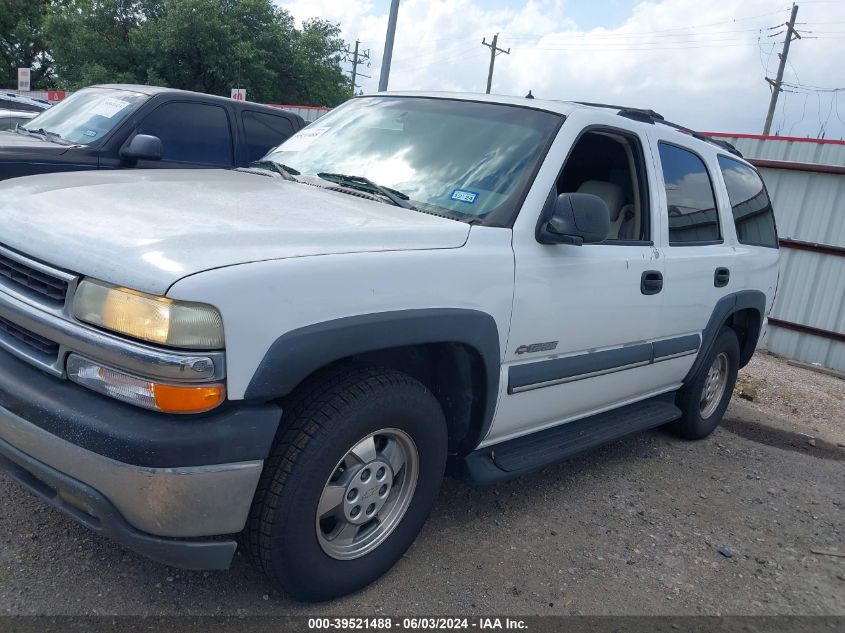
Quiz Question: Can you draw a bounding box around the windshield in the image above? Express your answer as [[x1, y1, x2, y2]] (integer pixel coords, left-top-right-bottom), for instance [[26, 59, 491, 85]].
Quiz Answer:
[[263, 97, 561, 221], [22, 87, 148, 145]]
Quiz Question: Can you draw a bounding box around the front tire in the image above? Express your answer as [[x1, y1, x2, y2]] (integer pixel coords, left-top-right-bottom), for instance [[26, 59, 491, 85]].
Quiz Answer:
[[242, 366, 447, 601], [671, 327, 740, 440]]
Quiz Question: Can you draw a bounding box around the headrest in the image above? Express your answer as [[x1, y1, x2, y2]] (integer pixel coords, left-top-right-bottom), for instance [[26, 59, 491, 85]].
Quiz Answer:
[[576, 180, 626, 221]]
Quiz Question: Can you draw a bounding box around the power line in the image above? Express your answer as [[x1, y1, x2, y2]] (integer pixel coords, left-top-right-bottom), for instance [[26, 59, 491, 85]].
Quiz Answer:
[[340, 40, 371, 95], [763, 3, 802, 135], [481, 33, 510, 94]]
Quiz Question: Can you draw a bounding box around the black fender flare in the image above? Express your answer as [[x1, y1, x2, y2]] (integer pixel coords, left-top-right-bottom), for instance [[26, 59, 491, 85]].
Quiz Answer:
[[684, 290, 766, 384], [244, 309, 502, 439]]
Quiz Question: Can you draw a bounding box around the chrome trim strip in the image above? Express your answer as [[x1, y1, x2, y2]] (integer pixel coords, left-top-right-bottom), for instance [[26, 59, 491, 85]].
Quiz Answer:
[[509, 360, 652, 394], [0, 289, 224, 382], [0, 404, 261, 537], [652, 349, 697, 362]]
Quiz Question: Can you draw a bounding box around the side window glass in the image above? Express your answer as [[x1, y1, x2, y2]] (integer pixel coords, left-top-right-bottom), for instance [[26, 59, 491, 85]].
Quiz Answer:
[[556, 130, 650, 242], [658, 142, 721, 244], [137, 102, 233, 166], [717, 155, 778, 248], [242, 111, 295, 163]]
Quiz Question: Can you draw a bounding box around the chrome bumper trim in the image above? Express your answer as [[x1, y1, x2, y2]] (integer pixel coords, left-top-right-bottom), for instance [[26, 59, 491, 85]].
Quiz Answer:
[[0, 404, 260, 537], [0, 288, 224, 382]]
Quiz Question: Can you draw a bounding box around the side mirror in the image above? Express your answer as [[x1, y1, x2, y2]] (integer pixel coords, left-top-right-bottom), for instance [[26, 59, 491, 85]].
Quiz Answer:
[[536, 192, 610, 245], [120, 134, 163, 162]]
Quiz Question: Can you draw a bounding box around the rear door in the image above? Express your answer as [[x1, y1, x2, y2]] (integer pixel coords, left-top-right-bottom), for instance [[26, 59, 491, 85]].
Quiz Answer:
[[649, 136, 737, 377], [239, 110, 298, 166]]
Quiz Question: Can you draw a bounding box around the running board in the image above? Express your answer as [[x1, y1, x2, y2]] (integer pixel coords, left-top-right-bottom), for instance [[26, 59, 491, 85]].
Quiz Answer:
[[450, 395, 681, 484]]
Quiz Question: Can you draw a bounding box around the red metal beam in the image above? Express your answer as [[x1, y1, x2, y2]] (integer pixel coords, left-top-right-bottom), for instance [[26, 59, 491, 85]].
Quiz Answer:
[[749, 158, 845, 176], [767, 318, 845, 344], [779, 238, 845, 258], [702, 132, 845, 146]]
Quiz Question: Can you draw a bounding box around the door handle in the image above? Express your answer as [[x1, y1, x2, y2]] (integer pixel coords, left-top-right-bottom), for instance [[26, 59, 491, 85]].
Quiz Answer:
[[714, 267, 730, 288], [641, 270, 663, 295]]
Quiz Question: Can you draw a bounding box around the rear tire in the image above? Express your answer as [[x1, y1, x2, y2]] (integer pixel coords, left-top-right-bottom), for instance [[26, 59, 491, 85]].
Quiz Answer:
[[242, 365, 447, 601], [671, 327, 740, 440]]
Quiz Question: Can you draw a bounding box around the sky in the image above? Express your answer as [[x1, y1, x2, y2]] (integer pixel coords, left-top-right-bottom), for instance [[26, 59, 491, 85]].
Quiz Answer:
[[277, 0, 845, 139]]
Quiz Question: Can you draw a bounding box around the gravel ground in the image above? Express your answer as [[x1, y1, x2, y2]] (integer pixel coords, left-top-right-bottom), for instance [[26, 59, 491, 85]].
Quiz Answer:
[[735, 351, 845, 446], [0, 354, 842, 615]]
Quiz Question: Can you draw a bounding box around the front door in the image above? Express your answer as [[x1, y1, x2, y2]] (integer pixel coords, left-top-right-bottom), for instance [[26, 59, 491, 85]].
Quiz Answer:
[[485, 123, 677, 446]]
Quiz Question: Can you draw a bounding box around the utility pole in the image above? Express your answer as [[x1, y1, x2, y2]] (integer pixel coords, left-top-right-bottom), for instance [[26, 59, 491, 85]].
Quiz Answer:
[[763, 3, 801, 135], [378, 0, 400, 92], [482, 33, 510, 94], [343, 40, 371, 96]]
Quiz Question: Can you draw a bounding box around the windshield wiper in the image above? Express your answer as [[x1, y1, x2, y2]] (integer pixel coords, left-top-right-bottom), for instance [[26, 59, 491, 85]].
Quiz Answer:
[[22, 127, 65, 143], [249, 160, 300, 181], [317, 172, 414, 209]]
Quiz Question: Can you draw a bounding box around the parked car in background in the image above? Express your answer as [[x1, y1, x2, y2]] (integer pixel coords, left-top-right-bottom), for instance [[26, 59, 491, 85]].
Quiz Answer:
[[0, 110, 38, 132], [0, 93, 51, 113], [0, 84, 306, 181]]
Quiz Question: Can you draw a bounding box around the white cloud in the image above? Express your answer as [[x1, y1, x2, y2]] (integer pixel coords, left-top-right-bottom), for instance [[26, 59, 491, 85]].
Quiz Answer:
[[279, 0, 845, 138]]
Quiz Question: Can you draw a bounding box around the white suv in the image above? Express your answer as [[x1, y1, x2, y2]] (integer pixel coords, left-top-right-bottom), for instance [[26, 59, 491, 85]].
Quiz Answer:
[[0, 92, 779, 600]]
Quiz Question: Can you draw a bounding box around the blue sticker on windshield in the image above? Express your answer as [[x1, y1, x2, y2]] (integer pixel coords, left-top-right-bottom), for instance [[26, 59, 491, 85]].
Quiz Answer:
[[450, 189, 478, 204], [84, 130, 97, 138]]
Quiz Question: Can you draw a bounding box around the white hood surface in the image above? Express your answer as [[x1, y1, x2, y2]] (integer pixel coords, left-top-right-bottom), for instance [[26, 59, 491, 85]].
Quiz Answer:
[[0, 169, 470, 295]]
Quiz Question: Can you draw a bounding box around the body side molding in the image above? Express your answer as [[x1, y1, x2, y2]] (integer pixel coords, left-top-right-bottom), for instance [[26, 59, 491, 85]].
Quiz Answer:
[[244, 309, 501, 438], [507, 334, 701, 394]]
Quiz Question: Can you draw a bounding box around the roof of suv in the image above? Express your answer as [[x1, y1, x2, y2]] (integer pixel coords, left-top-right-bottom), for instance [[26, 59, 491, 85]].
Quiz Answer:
[[91, 84, 303, 117], [379, 91, 744, 159]]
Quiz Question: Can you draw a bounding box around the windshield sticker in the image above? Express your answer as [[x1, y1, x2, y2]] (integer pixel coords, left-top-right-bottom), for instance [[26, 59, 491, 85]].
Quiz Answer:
[[84, 130, 98, 138], [91, 97, 131, 118], [281, 126, 330, 151], [450, 189, 479, 204]]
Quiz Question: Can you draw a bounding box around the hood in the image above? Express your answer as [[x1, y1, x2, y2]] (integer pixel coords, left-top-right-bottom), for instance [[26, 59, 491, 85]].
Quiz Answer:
[[0, 169, 471, 295], [0, 130, 72, 156]]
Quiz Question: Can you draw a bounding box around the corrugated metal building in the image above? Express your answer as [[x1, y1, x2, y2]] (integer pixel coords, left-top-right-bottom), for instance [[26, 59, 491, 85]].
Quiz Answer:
[[709, 133, 845, 371]]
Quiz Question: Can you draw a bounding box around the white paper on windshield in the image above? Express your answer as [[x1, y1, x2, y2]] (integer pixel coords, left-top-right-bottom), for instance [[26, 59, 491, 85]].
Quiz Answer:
[[281, 126, 330, 151], [91, 97, 131, 118]]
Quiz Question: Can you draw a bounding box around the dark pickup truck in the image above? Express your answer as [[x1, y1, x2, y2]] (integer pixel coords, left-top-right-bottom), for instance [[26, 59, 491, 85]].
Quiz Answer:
[[0, 84, 306, 182]]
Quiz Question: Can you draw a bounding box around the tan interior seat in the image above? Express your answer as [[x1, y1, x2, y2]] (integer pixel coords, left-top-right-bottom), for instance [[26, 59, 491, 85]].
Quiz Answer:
[[576, 180, 628, 239]]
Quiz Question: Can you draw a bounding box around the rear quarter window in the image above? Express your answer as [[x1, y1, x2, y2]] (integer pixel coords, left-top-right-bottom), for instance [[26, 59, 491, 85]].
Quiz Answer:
[[717, 155, 779, 248]]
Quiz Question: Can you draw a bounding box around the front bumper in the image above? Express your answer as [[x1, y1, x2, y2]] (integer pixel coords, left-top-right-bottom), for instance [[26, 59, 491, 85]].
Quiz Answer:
[[0, 350, 281, 569]]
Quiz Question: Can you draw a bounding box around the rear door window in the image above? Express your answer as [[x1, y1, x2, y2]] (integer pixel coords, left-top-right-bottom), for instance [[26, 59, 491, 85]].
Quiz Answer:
[[717, 155, 778, 248], [242, 111, 295, 162], [658, 142, 722, 244], [137, 102, 233, 167]]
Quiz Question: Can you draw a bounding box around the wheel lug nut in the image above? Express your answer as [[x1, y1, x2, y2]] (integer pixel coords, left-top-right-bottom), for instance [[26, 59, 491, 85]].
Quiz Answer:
[[376, 467, 386, 480], [366, 503, 376, 515], [347, 488, 358, 502], [360, 468, 371, 482], [351, 505, 361, 518], [379, 484, 388, 496]]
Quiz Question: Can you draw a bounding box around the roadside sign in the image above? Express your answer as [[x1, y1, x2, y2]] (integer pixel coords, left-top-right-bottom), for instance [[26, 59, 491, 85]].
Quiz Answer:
[[17, 68, 31, 92], [231, 88, 246, 101], [47, 90, 66, 102]]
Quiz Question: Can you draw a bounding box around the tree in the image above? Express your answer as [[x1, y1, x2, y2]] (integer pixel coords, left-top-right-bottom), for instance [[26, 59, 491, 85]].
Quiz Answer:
[[43, 0, 351, 105], [0, 0, 53, 89]]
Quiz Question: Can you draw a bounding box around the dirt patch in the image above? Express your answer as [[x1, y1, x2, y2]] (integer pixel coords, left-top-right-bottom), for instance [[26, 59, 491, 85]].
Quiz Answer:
[[732, 352, 845, 446]]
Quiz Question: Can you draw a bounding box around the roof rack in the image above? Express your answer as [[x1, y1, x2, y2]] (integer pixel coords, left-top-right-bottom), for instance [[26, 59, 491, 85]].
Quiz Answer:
[[572, 100, 743, 158], [657, 119, 744, 158]]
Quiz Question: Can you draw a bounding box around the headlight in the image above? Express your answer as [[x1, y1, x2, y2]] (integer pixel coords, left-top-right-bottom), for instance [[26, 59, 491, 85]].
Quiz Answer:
[[73, 279, 224, 349]]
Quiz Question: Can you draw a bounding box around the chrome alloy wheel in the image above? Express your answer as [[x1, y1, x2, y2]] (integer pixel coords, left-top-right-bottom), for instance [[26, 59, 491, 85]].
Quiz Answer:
[[700, 352, 729, 419], [316, 428, 419, 560]]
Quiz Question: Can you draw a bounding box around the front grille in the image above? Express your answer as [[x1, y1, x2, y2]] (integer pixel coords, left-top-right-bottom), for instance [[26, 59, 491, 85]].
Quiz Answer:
[[0, 315, 60, 357], [0, 252, 69, 304]]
